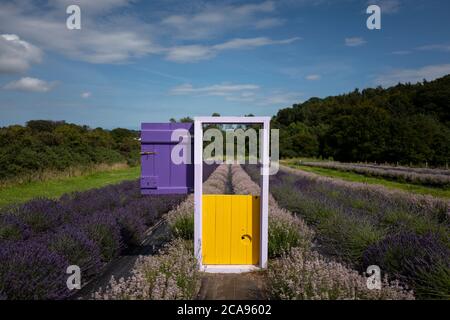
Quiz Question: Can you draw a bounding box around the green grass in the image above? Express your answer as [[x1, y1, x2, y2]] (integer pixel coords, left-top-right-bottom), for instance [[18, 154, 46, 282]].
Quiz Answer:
[[0, 166, 140, 208], [282, 161, 450, 199]]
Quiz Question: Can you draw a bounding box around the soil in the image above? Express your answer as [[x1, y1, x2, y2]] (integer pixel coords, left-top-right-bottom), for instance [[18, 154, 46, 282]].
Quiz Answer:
[[196, 272, 267, 300]]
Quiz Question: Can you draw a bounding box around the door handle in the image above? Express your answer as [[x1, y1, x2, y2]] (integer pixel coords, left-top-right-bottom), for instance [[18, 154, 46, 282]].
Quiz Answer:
[[141, 152, 157, 155], [241, 234, 252, 242]]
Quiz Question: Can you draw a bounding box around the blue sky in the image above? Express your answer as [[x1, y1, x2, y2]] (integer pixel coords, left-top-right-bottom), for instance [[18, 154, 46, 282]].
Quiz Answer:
[[0, 0, 449, 129]]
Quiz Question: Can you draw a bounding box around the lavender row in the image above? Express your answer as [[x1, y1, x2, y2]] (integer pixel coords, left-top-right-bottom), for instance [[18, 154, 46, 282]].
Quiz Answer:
[[93, 239, 199, 300], [232, 165, 413, 300], [0, 180, 185, 300], [348, 162, 450, 176], [299, 161, 450, 187], [300, 160, 450, 176], [93, 165, 229, 300], [243, 165, 449, 299]]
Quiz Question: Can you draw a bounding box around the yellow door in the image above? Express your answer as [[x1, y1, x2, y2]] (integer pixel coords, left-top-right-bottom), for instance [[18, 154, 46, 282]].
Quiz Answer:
[[202, 195, 260, 265]]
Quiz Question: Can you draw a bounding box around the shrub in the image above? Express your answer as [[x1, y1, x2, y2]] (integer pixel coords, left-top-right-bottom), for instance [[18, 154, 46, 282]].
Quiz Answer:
[[0, 121, 139, 181], [0, 214, 31, 242], [121, 195, 184, 227], [94, 239, 200, 300], [116, 206, 148, 246], [268, 207, 313, 258], [13, 199, 69, 234], [44, 225, 103, 279], [167, 197, 195, 240], [317, 214, 385, 264], [60, 183, 132, 214], [171, 212, 194, 240], [268, 247, 414, 300], [77, 211, 122, 263], [362, 232, 450, 299], [0, 241, 70, 300]]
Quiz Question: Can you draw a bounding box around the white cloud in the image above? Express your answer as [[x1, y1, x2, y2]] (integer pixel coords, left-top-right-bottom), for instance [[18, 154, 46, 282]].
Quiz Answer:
[[52, 0, 133, 12], [81, 91, 92, 98], [0, 2, 161, 64], [166, 37, 300, 63], [374, 64, 450, 87], [0, 1, 297, 65], [345, 37, 366, 47], [165, 45, 215, 63], [234, 1, 275, 15], [161, 1, 279, 40], [391, 50, 412, 55], [170, 83, 260, 96], [170, 82, 301, 107], [416, 44, 450, 52], [256, 91, 303, 107], [369, 0, 401, 14], [306, 74, 321, 81], [255, 18, 284, 29], [213, 37, 300, 50], [0, 34, 42, 74], [3, 77, 56, 92], [225, 91, 257, 102]]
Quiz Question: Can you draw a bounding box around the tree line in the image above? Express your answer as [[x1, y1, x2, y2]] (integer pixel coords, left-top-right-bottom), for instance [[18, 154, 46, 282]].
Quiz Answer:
[[273, 75, 450, 166], [2, 75, 449, 181], [0, 120, 140, 180]]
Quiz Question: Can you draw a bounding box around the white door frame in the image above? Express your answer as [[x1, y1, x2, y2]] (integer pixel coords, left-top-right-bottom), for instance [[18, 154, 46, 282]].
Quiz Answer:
[[194, 116, 270, 272]]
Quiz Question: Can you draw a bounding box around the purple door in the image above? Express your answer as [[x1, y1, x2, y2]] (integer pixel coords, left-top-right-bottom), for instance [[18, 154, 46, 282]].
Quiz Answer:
[[140, 123, 194, 195]]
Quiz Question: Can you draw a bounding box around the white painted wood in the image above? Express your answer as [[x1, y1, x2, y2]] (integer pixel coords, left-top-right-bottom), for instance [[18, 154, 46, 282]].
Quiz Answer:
[[193, 116, 271, 273], [260, 119, 270, 269], [201, 265, 261, 274], [194, 116, 269, 124], [194, 119, 203, 269]]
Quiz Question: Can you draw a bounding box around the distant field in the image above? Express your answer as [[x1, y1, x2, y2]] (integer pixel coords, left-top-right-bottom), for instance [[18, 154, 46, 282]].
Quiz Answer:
[[282, 161, 450, 199], [0, 166, 140, 208]]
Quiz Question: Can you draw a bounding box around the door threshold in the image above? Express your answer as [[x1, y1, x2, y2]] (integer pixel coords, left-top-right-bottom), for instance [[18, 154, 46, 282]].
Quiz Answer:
[[201, 265, 261, 273]]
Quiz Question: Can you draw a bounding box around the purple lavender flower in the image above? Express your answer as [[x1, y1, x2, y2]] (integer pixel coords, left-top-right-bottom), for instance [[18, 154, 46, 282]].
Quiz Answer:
[[0, 240, 70, 300], [362, 232, 450, 298], [0, 214, 31, 242], [43, 225, 103, 278], [13, 198, 70, 235], [0, 178, 187, 300], [75, 211, 122, 263], [115, 206, 147, 246]]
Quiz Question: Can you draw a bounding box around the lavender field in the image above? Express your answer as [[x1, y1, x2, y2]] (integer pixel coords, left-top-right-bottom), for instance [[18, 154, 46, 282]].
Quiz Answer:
[[244, 165, 450, 299], [95, 165, 415, 300], [0, 180, 185, 299], [1, 164, 448, 300], [94, 165, 229, 299], [0, 163, 218, 300], [298, 161, 450, 187], [233, 165, 413, 300]]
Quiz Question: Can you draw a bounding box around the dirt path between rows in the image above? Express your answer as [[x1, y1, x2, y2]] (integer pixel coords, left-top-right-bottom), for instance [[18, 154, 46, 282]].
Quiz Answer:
[[196, 272, 267, 300]]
